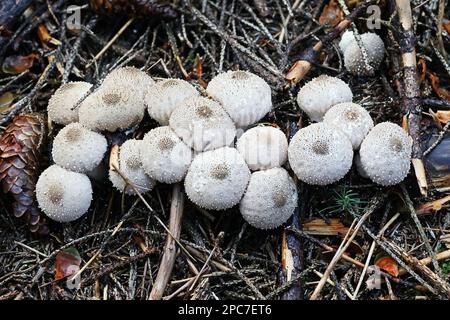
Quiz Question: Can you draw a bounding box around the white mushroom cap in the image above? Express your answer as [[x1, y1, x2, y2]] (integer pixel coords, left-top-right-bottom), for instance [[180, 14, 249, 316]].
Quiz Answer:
[[78, 85, 145, 132], [145, 78, 199, 125], [358, 122, 412, 186], [141, 126, 193, 184], [240, 168, 297, 229], [296, 75, 353, 122], [47, 81, 92, 125], [236, 126, 288, 171], [36, 165, 92, 222], [339, 30, 355, 54], [169, 96, 236, 152], [323, 102, 374, 150], [52, 123, 107, 173], [102, 66, 155, 100], [206, 70, 272, 127], [343, 32, 385, 76], [288, 123, 353, 185], [184, 147, 251, 210], [109, 139, 155, 195], [354, 152, 369, 178]]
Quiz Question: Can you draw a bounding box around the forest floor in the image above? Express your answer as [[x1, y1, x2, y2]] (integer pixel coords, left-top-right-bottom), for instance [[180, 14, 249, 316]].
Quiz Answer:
[[0, 0, 450, 300]]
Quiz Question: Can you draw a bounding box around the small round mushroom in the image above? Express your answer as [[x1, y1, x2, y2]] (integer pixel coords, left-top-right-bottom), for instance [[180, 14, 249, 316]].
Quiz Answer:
[[78, 85, 145, 132], [184, 147, 251, 210], [236, 126, 288, 171], [47, 81, 92, 125], [102, 66, 155, 100], [36, 165, 92, 222], [358, 122, 412, 186], [52, 123, 107, 173], [240, 168, 298, 229], [288, 123, 353, 185], [109, 139, 156, 195], [342, 32, 385, 76], [296, 75, 353, 122], [206, 70, 272, 127], [141, 126, 193, 184], [169, 96, 236, 152], [323, 102, 374, 150], [145, 78, 199, 125]]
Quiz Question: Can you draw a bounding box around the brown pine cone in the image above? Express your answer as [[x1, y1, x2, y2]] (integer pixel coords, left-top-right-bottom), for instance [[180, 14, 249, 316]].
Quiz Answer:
[[0, 113, 49, 235]]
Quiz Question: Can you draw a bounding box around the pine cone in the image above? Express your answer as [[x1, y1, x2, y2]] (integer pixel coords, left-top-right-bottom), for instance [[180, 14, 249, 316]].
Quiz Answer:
[[90, 0, 178, 20], [0, 113, 48, 235]]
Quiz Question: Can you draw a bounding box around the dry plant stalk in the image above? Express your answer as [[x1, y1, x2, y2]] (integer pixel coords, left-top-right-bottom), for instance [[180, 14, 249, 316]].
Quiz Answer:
[[395, 0, 428, 195]]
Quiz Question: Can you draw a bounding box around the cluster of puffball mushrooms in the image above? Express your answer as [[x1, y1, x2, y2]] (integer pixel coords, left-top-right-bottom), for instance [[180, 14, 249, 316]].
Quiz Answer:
[[36, 32, 411, 231]]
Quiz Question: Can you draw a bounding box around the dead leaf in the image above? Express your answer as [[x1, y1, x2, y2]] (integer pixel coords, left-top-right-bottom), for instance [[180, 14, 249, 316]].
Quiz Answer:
[[37, 24, 62, 46], [319, 0, 344, 27], [375, 255, 399, 277], [302, 218, 350, 236], [418, 58, 426, 82], [55, 247, 81, 281], [443, 19, 450, 34], [0, 92, 15, 112], [430, 110, 450, 124], [2, 54, 39, 74], [428, 72, 450, 102], [416, 195, 450, 215]]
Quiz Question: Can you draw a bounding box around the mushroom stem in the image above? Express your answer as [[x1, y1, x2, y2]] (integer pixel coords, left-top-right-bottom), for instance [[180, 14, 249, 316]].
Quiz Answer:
[[285, 0, 377, 84], [394, 0, 427, 195], [149, 183, 185, 300]]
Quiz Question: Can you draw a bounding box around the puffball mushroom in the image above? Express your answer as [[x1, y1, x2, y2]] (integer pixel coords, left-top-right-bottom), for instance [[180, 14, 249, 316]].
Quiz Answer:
[[206, 70, 272, 127], [52, 123, 107, 173], [47, 81, 92, 125], [109, 139, 155, 195], [36, 165, 92, 222], [145, 78, 199, 125], [78, 85, 145, 132], [141, 126, 193, 183], [323, 102, 374, 150], [288, 123, 353, 185], [184, 147, 251, 210], [358, 122, 412, 186], [240, 168, 298, 229], [169, 96, 236, 152], [236, 126, 288, 171], [341, 32, 385, 76], [102, 66, 155, 100], [296, 75, 353, 122]]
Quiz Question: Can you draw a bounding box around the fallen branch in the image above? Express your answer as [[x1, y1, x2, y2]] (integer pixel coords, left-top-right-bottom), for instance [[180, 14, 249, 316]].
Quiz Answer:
[[149, 183, 185, 300], [394, 0, 427, 195], [0, 0, 34, 31]]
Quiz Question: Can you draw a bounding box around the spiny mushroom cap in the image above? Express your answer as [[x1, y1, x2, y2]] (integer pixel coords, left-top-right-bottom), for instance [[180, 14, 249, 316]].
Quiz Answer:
[[323, 102, 374, 150], [296, 75, 353, 122], [343, 32, 386, 76], [339, 30, 355, 54], [354, 152, 369, 178], [52, 123, 107, 173], [169, 96, 236, 152], [47, 81, 92, 125], [359, 122, 412, 186], [36, 165, 92, 222], [240, 168, 298, 229], [184, 147, 251, 210], [141, 126, 193, 184], [109, 139, 156, 195], [206, 70, 272, 128], [145, 78, 199, 125], [102, 66, 155, 100], [236, 126, 288, 171], [288, 123, 353, 185], [78, 85, 145, 132]]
